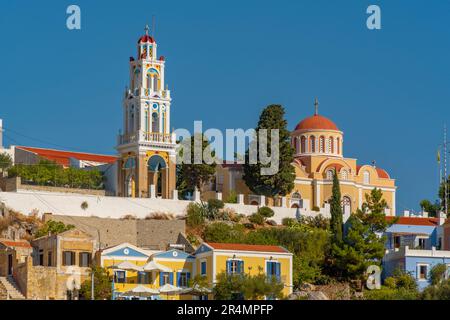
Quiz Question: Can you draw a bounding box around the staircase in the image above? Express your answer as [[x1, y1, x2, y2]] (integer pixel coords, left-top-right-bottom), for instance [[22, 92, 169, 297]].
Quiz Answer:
[[0, 276, 25, 300]]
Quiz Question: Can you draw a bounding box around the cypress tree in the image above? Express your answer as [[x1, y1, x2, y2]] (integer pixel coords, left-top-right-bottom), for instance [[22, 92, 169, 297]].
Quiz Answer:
[[242, 104, 295, 198], [330, 171, 343, 242]]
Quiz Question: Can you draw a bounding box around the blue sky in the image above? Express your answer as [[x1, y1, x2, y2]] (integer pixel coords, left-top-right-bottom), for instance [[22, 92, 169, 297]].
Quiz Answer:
[[0, 0, 449, 213]]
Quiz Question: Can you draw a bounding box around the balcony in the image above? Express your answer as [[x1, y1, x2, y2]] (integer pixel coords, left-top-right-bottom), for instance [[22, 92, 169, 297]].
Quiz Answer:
[[118, 131, 175, 146]]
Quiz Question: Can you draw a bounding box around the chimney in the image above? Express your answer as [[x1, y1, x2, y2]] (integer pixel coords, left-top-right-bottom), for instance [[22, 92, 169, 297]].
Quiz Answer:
[[0, 118, 3, 149], [403, 210, 410, 217], [422, 211, 429, 218]]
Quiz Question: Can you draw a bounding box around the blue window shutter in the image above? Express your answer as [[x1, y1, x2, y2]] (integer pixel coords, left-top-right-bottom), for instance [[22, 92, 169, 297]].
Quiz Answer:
[[226, 260, 231, 274], [177, 272, 181, 287], [238, 261, 244, 274], [275, 263, 281, 281], [160, 272, 165, 286], [267, 262, 272, 276], [169, 272, 174, 285], [187, 272, 191, 285]]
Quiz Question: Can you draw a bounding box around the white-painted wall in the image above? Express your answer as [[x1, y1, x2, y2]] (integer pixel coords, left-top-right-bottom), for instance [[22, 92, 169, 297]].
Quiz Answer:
[[0, 190, 331, 224]]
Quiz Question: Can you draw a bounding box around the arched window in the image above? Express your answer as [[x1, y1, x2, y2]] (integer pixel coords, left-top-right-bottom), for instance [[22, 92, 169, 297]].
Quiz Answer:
[[310, 136, 316, 153], [342, 196, 351, 213], [363, 171, 370, 184], [145, 110, 149, 132], [329, 137, 334, 154], [161, 112, 166, 134], [326, 169, 334, 180], [291, 192, 301, 200], [300, 136, 306, 153], [319, 136, 325, 153], [153, 76, 159, 91], [337, 137, 341, 155], [152, 112, 159, 132], [341, 169, 348, 180], [129, 105, 135, 133]]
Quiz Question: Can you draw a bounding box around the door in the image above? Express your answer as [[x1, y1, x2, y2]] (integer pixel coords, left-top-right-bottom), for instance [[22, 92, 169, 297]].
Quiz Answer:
[[7, 254, 13, 275]]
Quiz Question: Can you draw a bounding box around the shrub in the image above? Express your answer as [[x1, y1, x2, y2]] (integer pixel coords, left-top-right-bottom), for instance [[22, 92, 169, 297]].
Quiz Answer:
[[282, 217, 297, 227], [121, 214, 137, 220], [206, 199, 225, 220], [226, 190, 238, 203], [35, 220, 75, 238], [430, 263, 448, 285], [81, 201, 89, 210], [186, 203, 205, 227], [145, 212, 175, 220], [249, 213, 265, 225], [257, 206, 274, 218], [203, 222, 245, 243]]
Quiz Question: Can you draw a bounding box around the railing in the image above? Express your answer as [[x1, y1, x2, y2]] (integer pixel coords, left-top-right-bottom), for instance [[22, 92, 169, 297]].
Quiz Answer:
[[118, 131, 174, 145]]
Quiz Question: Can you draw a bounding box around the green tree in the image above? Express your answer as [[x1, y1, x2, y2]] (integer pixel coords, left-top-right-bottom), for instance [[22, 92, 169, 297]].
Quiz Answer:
[[419, 199, 441, 218], [429, 263, 448, 285], [213, 272, 284, 300], [80, 266, 112, 300], [330, 188, 389, 280], [330, 171, 343, 242], [177, 134, 216, 197], [35, 220, 75, 238], [257, 206, 274, 219], [0, 152, 12, 173], [242, 104, 295, 198], [421, 279, 450, 300]]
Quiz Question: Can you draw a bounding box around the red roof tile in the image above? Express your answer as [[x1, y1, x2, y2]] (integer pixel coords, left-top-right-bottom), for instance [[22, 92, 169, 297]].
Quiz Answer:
[[17, 146, 117, 167], [206, 242, 289, 253], [0, 239, 31, 248], [386, 216, 439, 227]]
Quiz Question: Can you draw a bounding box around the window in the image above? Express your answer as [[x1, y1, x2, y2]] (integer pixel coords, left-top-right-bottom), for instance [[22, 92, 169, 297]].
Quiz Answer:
[[418, 265, 428, 280], [153, 76, 158, 91], [363, 171, 370, 184], [152, 112, 159, 132], [79, 252, 91, 267], [138, 272, 150, 284], [319, 136, 325, 153], [329, 137, 334, 153], [309, 136, 316, 153], [160, 272, 173, 286], [266, 261, 281, 281], [114, 271, 126, 283], [227, 259, 244, 275], [300, 136, 306, 153], [342, 196, 351, 214], [337, 137, 341, 154], [39, 249, 44, 266], [341, 170, 348, 180], [201, 261, 207, 276], [394, 236, 401, 249], [47, 252, 52, 267], [177, 272, 190, 287], [62, 251, 76, 266], [417, 238, 426, 250], [326, 170, 334, 180]]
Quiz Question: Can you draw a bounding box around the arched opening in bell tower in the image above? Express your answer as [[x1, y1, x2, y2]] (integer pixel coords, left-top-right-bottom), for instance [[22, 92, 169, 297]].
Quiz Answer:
[[147, 155, 167, 198]]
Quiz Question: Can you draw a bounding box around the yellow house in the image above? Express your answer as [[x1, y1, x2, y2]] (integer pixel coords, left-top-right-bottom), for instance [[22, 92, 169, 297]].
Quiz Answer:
[[100, 243, 194, 300], [100, 242, 293, 300], [194, 242, 293, 299]]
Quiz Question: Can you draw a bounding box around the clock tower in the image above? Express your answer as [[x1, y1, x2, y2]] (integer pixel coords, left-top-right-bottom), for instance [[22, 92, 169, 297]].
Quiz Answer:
[[117, 26, 177, 199]]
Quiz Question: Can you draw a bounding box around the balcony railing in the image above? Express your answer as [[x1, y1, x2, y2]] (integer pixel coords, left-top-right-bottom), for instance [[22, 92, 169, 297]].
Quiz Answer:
[[118, 131, 175, 145]]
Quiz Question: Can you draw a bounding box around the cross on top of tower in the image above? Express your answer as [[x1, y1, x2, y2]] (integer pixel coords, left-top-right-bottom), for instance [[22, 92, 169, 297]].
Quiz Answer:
[[314, 97, 319, 115], [144, 24, 150, 35]]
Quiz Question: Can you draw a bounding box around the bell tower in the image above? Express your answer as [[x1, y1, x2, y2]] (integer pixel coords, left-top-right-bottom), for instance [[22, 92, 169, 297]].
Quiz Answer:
[[117, 26, 177, 199]]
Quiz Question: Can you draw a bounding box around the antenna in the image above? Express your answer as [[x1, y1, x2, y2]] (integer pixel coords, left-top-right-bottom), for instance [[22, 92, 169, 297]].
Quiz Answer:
[[445, 124, 448, 215]]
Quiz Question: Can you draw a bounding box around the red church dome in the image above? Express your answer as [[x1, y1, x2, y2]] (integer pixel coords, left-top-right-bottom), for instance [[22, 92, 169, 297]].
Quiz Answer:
[[138, 35, 155, 44], [295, 114, 339, 131]]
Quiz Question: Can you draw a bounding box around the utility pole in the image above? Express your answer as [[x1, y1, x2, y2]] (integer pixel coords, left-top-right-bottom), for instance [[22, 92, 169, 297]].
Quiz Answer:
[[445, 124, 448, 216]]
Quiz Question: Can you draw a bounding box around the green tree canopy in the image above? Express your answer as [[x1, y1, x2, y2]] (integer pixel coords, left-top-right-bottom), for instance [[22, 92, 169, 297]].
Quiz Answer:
[[243, 104, 295, 198], [0, 152, 12, 172], [79, 266, 112, 300], [177, 134, 216, 198], [35, 220, 75, 238]]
